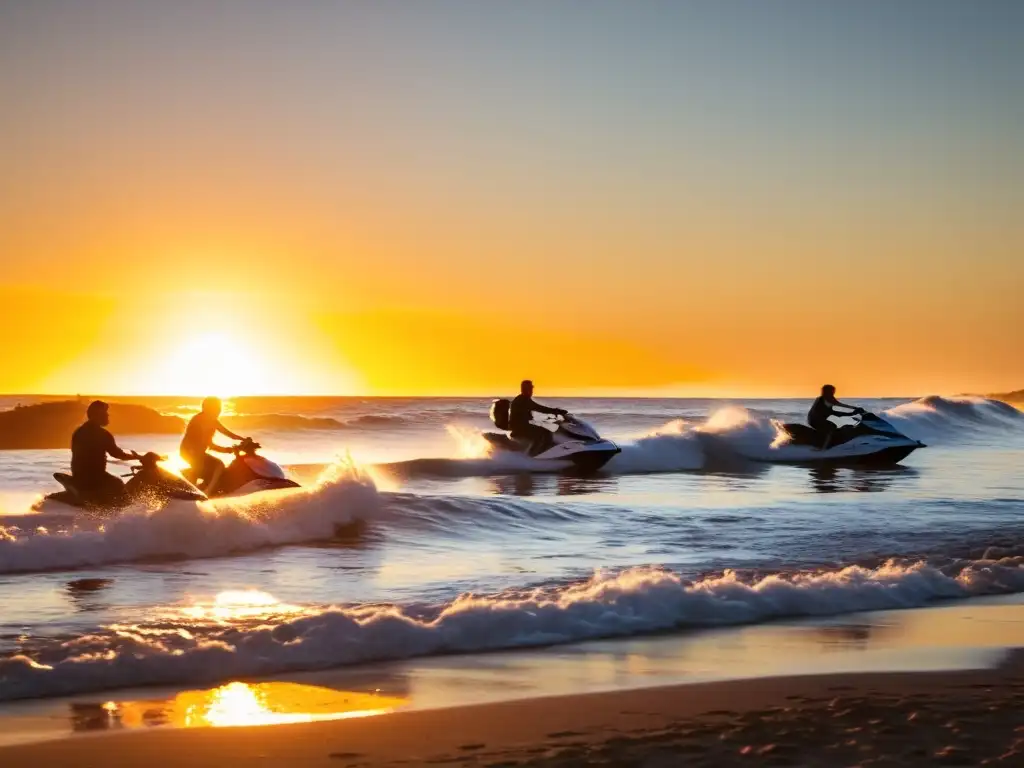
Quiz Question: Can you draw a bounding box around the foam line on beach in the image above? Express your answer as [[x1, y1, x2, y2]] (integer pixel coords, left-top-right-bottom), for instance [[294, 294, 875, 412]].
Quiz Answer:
[[5, 549, 1024, 700]]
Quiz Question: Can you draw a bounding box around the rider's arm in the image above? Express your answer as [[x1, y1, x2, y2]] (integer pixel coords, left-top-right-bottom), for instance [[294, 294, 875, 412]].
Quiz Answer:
[[830, 399, 863, 413], [216, 421, 245, 441], [530, 399, 567, 416], [209, 442, 236, 453], [104, 431, 136, 461]]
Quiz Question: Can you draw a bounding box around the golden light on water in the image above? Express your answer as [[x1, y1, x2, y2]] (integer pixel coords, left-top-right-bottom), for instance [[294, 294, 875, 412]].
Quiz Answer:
[[180, 589, 304, 622], [445, 424, 493, 459], [101, 681, 406, 731], [183, 682, 400, 728], [159, 454, 193, 477]]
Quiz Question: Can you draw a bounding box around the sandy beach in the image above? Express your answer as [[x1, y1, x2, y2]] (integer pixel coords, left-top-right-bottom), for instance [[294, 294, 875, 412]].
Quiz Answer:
[[3, 656, 1024, 767]]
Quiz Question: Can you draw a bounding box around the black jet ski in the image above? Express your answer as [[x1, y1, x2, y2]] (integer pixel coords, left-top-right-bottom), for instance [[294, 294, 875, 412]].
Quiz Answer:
[[769, 412, 925, 466], [44, 452, 206, 511], [196, 437, 301, 497], [483, 399, 621, 472]]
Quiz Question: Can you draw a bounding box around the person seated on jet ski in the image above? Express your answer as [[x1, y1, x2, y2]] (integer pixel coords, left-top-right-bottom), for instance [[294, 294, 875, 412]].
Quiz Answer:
[[808, 384, 865, 450], [509, 380, 568, 456], [179, 396, 247, 494], [70, 400, 142, 504]]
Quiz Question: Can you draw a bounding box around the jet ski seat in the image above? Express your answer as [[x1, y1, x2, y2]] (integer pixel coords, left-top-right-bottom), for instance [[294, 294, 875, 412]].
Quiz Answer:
[[52, 472, 82, 500], [511, 434, 534, 452], [780, 423, 824, 448], [490, 399, 511, 431]]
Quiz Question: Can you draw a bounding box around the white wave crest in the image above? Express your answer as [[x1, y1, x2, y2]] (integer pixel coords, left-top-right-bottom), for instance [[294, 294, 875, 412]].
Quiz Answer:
[[606, 419, 705, 473], [0, 463, 379, 574], [884, 395, 1023, 442], [5, 553, 1024, 701]]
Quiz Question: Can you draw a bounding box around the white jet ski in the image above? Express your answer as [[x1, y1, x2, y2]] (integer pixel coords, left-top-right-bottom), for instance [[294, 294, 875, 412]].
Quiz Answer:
[[768, 412, 925, 466], [185, 437, 301, 498], [483, 399, 621, 472]]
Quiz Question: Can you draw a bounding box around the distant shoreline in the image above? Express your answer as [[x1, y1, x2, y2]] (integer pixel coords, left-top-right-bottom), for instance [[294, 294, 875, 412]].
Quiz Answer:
[[0, 400, 349, 449]]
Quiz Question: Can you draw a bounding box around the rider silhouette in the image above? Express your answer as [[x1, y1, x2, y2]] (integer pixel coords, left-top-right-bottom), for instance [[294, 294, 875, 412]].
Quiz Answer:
[[179, 396, 245, 493]]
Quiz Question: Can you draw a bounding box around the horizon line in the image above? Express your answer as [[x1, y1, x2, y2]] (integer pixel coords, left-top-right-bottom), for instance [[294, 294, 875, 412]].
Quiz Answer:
[[0, 391, 993, 401]]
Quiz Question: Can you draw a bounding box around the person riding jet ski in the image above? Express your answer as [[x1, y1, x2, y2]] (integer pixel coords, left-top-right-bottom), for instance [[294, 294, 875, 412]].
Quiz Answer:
[[509, 380, 567, 456], [485, 385, 620, 471], [180, 396, 248, 494], [69, 400, 143, 505], [808, 384, 864, 450], [757, 386, 925, 465]]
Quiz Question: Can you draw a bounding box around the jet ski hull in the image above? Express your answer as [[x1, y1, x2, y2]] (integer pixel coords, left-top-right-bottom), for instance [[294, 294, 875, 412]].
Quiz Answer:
[[38, 466, 207, 513], [763, 413, 925, 466], [564, 447, 621, 472], [207, 452, 301, 497], [761, 443, 922, 467], [216, 478, 301, 497], [43, 490, 82, 507], [483, 433, 620, 472]]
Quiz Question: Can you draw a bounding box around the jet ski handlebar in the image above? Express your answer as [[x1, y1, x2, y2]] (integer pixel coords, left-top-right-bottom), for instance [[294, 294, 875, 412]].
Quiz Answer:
[[232, 437, 261, 455], [537, 411, 573, 423], [122, 452, 168, 475]]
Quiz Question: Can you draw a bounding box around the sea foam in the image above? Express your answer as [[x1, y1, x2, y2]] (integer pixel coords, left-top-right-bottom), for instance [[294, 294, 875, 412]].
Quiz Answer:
[[4, 551, 1024, 701]]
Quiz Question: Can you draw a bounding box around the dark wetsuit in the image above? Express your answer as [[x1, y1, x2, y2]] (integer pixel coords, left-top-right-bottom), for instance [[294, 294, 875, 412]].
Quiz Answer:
[[509, 395, 562, 456], [180, 413, 236, 486], [71, 421, 130, 502], [808, 396, 859, 447], [807, 396, 835, 433]]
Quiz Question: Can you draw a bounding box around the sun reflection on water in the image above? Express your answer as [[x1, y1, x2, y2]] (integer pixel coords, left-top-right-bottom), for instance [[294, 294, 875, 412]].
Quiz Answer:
[[182, 682, 401, 727], [180, 589, 305, 622], [91, 681, 406, 732]]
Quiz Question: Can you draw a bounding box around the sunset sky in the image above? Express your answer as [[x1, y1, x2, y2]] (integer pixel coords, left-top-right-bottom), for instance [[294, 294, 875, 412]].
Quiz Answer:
[[2, 1, 1021, 397]]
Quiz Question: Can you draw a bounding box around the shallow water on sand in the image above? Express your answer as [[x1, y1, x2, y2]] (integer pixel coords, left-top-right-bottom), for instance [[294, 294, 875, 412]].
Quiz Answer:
[[0, 395, 1022, 701], [3, 594, 1023, 746]]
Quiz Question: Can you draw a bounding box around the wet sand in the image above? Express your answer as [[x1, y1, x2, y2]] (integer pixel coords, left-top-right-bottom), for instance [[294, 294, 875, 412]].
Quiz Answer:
[[4, 656, 1024, 767]]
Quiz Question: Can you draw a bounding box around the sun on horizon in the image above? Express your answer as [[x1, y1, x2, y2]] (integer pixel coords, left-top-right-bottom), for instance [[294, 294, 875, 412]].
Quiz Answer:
[[144, 331, 283, 399]]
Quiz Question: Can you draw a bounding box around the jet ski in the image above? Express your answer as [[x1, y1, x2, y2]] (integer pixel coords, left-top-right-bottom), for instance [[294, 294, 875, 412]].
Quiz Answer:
[[769, 412, 925, 466], [195, 437, 301, 497], [41, 439, 299, 512], [483, 399, 621, 472], [43, 451, 206, 512]]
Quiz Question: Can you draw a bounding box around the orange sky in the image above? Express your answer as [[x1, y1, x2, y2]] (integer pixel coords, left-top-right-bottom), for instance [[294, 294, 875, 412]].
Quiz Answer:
[[2, 3, 1021, 397]]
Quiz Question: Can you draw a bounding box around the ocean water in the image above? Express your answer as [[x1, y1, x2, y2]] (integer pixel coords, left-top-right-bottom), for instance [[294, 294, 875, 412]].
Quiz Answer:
[[0, 394, 1022, 702]]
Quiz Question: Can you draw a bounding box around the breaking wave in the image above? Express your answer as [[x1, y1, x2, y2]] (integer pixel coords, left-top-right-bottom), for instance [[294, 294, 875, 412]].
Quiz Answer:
[[0, 464, 378, 574], [224, 413, 347, 431], [346, 414, 416, 428], [885, 395, 1024, 442], [224, 413, 420, 431], [5, 546, 1024, 701]]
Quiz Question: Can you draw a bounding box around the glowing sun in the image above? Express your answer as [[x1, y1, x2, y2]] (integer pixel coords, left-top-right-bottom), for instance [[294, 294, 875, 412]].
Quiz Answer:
[[158, 332, 277, 398]]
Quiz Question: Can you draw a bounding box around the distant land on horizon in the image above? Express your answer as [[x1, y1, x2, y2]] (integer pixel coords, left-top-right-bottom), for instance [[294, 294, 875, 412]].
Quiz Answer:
[[0, 400, 347, 450]]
